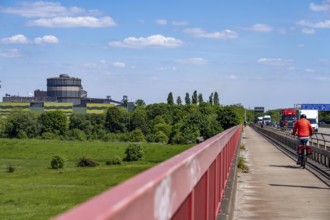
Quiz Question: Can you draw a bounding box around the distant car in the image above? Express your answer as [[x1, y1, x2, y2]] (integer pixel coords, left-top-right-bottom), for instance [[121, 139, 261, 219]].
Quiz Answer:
[[319, 121, 326, 126]]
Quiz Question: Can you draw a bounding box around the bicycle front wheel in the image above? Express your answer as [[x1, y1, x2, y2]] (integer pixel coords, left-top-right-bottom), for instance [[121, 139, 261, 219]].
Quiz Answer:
[[302, 149, 307, 169]]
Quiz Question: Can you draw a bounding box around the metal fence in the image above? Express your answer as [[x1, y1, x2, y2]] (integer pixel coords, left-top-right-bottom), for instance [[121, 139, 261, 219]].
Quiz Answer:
[[55, 125, 242, 220], [251, 124, 330, 168]]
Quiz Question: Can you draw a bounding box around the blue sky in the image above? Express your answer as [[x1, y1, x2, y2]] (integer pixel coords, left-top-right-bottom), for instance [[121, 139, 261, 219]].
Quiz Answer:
[[0, 0, 329, 110]]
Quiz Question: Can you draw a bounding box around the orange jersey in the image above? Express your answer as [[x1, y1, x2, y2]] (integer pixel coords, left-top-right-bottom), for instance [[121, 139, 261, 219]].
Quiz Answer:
[[292, 118, 313, 137]]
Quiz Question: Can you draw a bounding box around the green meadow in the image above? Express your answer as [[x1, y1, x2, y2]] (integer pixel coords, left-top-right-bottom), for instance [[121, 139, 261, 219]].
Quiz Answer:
[[0, 138, 192, 220]]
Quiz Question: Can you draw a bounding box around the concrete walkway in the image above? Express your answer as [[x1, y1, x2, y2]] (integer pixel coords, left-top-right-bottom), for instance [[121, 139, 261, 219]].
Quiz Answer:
[[233, 126, 330, 220]]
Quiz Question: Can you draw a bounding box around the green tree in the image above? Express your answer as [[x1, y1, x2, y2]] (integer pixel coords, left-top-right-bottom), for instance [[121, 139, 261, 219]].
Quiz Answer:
[[105, 106, 126, 133], [209, 93, 213, 105], [200, 113, 223, 139], [167, 92, 174, 105], [135, 99, 146, 107], [198, 93, 204, 104], [69, 114, 93, 137], [320, 111, 330, 123], [192, 90, 198, 104], [4, 111, 40, 138], [180, 118, 200, 144], [130, 107, 148, 133], [145, 103, 170, 122], [216, 106, 240, 130], [129, 129, 146, 142], [264, 109, 280, 123], [185, 92, 191, 105], [214, 91, 220, 105], [154, 131, 169, 143], [0, 118, 5, 137], [87, 113, 106, 139], [176, 96, 182, 105], [39, 111, 67, 135], [151, 115, 172, 138], [68, 128, 87, 141]]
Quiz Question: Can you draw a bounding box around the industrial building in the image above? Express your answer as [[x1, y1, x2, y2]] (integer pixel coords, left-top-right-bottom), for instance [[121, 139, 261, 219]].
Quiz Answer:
[[1, 74, 134, 116], [47, 74, 85, 105]]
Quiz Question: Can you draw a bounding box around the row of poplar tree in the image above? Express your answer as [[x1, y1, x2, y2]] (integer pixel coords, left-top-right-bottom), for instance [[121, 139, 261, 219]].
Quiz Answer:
[[166, 91, 220, 105]]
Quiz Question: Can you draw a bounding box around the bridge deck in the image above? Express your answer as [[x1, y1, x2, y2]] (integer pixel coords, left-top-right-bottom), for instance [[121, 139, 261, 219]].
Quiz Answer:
[[234, 126, 330, 220]]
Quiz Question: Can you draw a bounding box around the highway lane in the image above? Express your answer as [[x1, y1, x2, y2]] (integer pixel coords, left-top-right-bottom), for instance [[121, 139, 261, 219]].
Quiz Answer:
[[318, 127, 330, 135]]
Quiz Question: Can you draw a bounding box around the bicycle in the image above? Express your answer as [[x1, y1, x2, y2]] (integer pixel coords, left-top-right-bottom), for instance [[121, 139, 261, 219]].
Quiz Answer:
[[297, 139, 312, 169]]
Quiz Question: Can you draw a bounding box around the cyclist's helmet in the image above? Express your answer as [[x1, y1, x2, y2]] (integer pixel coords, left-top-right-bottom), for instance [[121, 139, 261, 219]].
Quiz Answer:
[[300, 114, 307, 119]]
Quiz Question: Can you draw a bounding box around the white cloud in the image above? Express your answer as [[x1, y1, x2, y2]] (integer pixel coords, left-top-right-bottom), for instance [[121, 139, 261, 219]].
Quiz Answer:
[[228, 75, 238, 80], [149, 76, 161, 81], [99, 60, 107, 65], [0, 49, 21, 58], [298, 19, 330, 29], [1, 34, 59, 45], [108, 35, 183, 48], [305, 68, 315, 72], [34, 35, 59, 44], [301, 28, 315, 34], [310, 0, 330, 12], [0, 2, 116, 28], [297, 44, 305, 48], [176, 58, 207, 65], [83, 63, 98, 68], [27, 16, 116, 28], [0, 1, 97, 18], [249, 24, 273, 32], [172, 20, 188, 26], [83, 60, 108, 69], [184, 28, 238, 39], [257, 58, 292, 66], [315, 76, 330, 80], [113, 62, 126, 68], [1, 34, 29, 44], [155, 19, 167, 25]]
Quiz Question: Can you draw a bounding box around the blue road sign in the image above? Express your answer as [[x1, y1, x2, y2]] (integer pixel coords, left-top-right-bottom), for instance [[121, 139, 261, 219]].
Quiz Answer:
[[301, 104, 330, 111]]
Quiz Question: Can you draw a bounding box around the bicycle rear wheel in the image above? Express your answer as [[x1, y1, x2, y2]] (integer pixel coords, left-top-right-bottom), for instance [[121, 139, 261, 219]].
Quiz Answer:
[[302, 149, 307, 169]]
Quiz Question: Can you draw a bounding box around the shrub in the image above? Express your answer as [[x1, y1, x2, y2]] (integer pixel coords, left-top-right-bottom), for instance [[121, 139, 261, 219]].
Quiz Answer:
[[77, 157, 99, 167], [105, 156, 122, 165], [69, 129, 87, 141], [17, 130, 28, 139], [119, 132, 130, 142], [145, 133, 156, 143], [154, 131, 169, 143], [129, 129, 146, 142], [102, 133, 122, 142], [51, 155, 64, 169], [124, 144, 144, 161], [41, 132, 57, 140], [6, 164, 16, 173]]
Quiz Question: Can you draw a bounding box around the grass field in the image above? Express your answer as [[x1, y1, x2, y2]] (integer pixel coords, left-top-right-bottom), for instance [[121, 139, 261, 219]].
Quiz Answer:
[[0, 138, 192, 220]]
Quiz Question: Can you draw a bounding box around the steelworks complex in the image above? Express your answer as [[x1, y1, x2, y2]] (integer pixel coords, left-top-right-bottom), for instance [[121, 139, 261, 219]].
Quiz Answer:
[[1, 74, 134, 116]]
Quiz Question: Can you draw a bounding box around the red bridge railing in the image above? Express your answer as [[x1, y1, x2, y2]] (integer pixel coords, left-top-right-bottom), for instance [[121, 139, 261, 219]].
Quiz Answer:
[[55, 125, 242, 220]]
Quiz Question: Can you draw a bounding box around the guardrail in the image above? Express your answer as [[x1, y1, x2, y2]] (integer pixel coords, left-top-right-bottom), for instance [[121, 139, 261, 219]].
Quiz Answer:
[[55, 125, 242, 220], [251, 124, 330, 169], [263, 125, 330, 150]]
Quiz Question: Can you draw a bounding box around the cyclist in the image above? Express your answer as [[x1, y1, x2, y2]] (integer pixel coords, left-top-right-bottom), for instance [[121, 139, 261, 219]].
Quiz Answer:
[[291, 114, 313, 164]]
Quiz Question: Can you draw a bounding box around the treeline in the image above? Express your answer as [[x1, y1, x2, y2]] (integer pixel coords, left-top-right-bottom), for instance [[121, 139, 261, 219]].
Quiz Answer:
[[0, 96, 245, 144]]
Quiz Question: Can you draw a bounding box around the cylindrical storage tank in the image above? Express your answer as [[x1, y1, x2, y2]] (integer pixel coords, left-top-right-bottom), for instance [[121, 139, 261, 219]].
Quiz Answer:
[[47, 74, 82, 105]]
